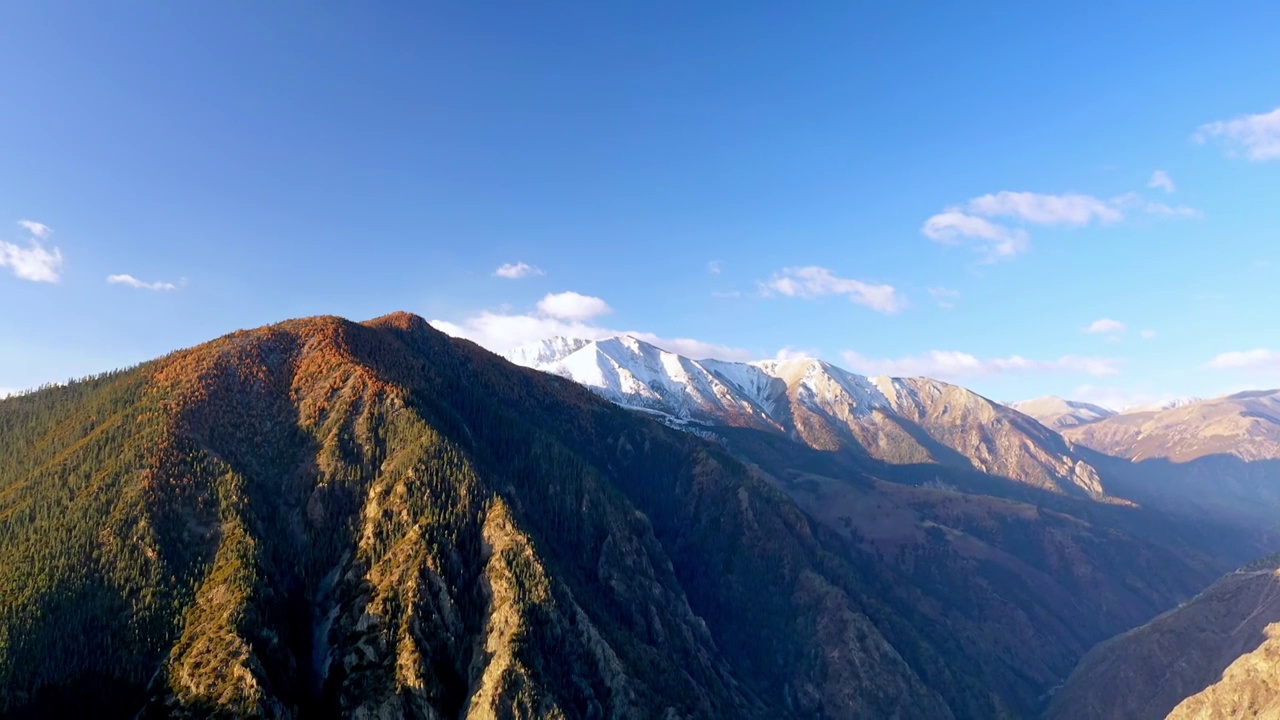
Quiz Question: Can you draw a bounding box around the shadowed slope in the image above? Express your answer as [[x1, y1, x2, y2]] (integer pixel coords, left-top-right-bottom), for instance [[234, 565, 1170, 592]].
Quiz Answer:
[[1047, 554, 1280, 720]]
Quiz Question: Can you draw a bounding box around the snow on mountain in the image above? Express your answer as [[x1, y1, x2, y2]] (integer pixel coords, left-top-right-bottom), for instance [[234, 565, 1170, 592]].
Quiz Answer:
[[1010, 396, 1117, 429], [699, 358, 790, 419], [506, 336, 896, 431], [759, 358, 890, 419], [505, 335, 1112, 498], [509, 335, 783, 430]]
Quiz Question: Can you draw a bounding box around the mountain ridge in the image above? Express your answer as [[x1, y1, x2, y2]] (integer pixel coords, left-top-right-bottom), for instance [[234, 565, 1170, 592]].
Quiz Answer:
[[1008, 396, 1116, 429], [505, 335, 1110, 499], [1047, 552, 1280, 720]]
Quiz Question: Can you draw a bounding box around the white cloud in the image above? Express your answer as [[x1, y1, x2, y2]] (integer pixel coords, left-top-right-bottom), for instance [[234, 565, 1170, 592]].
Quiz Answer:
[[1070, 384, 1182, 412], [17, 220, 52, 239], [761, 266, 904, 314], [0, 387, 15, 399], [106, 274, 178, 291], [640, 335, 753, 360], [921, 211, 1029, 260], [432, 310, 752, 361], [1, 240, 63, 283], [924, 189, 1197, 261], [1195, 106, 1280, 161], [1112, 192, 1201, 218], [927, 286, 960, 309], [773, 346, 818, 361], [434, 289, 750, 360], [965, 191, 1124, 226], [1083, 318, 1127, 335], [535, 291, 612, 321], [1203, 349, 1280, 371], [707, 260, 723, 275], [841, 349, 1119, 380], [493, 262, 544, 279], [1141, 201, 1201, 218], [432, 312, 610, 353], [1148, 170, 1176, 193], [1, 220, 64, 283], [1140, 329, 1157, 340]]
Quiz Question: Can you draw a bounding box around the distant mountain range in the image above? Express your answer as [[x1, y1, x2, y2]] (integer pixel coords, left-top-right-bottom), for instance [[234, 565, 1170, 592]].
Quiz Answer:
[[1010, 395, 1203, 427], [1008, 396, 1116, 429], [1062, 390, 1280, 463], [506, 336, 1109, 499], [508, 335, 1280, 534]]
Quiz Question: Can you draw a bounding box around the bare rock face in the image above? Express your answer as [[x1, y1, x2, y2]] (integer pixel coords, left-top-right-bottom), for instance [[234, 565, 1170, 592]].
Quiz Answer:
[[866, 378, 1107, 498]]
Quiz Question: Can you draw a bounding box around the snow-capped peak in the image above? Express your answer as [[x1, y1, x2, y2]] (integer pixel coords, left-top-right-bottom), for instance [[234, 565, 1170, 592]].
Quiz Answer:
[[757, 358, 890, 418], [506, 336, 906, 430], [506, 335, 1113, 498], [504, 335, 784, 430]]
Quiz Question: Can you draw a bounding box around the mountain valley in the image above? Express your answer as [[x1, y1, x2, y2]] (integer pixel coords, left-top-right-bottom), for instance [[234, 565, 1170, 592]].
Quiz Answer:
[[506, 333, 1280, 719]]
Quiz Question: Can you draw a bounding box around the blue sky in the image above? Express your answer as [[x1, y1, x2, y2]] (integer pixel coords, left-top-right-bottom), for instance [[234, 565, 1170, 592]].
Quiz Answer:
[[2, 2, 1279, 407]]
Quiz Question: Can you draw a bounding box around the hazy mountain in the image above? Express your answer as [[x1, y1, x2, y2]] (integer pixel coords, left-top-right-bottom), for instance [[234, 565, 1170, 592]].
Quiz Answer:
[[1064, 390, 1280, 463], [1009, 396, 1115, 429], [1047, 552, 1280, 720], [1060, 391, 1280, 534]]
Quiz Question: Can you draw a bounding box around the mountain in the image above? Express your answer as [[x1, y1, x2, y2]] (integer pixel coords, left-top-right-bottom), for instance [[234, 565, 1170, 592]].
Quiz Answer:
[[506, 334, 1271, 715], [1047, 552, 1280, 720], [1064, 390, 1280, 463], [515, 335, 784, 432], [1044, 392, 1280, 718], [3, 312, 1116, 719], [1060, 390, 1280, 535], [1008, 396, 1115, 430], [0, 317, 1262, 719], [508, 336, 1108, 499]]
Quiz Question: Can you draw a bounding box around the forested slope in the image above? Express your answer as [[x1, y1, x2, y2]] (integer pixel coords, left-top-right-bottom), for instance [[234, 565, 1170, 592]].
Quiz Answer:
[[0, 313, 992, 718]]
